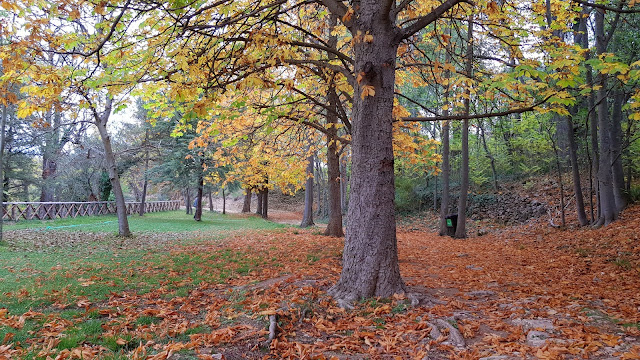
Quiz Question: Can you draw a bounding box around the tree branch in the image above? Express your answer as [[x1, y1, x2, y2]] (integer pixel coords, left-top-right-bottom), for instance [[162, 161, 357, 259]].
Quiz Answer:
[[287, 40, 353, 64], [316, 0, 352, 27], [402, 97, 550, 122], [396, 0, 471, 42], [571, 0, 640, 13]]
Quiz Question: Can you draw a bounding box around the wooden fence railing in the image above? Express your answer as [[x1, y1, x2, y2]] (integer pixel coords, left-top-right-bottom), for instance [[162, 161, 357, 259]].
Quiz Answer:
[[1, 201, 182, 221]]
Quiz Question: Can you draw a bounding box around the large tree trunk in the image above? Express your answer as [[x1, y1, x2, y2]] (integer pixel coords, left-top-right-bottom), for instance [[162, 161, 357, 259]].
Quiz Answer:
[[256, 189, 263, 216], [301, 153, 315, 228], [567, 114, 588, 226], [455, 15, 473, 239], [242, 186, 251, 213], [328, 8, 405, 301], [340, 155, 348, 213], [94, 98, 130, 237]]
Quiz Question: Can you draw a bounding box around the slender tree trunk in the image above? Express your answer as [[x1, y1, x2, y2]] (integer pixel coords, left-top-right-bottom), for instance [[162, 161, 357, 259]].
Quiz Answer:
[[625, 120, 633, 192], [261, 184, 268, 219], [0, 104, 8, 244], [324, 15, 344, 237], [242, 186, 251, 213], [301, 153, 315, 228], [439, 31, 452, 236], [595, 9, 617, 226], [611, 91, 627, 212], [194, 170, 204, 221], [549, 122, 566, 227], [40, 110, 58, 205], [94, 98, 130, 237], [185, 188, 192, 215], [567, 113, 588, 226], [222, 188, 226, 215], [439, 120, 451, 237], [455, 15, 473, 239], [324, 88, 344, 237], [328, 8, 405, 301], [479, 121, 498, 191], [139, 128, 150, 216], [433, 174, 438, 211], [209, 190, 214, 212], [587, 36, 600, 221], [579, 12, 599, 222], [315, 157, 325, 218]]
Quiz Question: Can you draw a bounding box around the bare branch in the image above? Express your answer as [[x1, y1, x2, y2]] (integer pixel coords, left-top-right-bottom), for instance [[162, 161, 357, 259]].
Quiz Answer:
[[402, 97, 551, 122]]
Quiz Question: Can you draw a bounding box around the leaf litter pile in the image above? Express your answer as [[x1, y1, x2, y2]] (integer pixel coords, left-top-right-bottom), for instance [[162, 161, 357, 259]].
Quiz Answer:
[[1, 208, 640, 360]]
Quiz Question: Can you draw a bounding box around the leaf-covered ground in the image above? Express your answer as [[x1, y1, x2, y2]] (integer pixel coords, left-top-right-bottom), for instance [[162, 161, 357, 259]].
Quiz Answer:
[[1, 208, 639, 359]]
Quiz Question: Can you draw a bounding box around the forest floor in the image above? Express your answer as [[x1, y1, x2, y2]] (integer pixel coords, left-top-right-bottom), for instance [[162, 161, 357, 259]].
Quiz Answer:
[[1, 206, 639, 359]]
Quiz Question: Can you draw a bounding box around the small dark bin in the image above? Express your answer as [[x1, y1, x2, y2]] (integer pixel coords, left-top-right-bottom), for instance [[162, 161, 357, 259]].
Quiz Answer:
[[445, 214, 458, 237]]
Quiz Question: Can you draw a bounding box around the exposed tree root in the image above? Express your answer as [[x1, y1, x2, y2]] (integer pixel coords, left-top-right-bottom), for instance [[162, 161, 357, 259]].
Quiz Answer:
[[429, 318, 466, 349], [265, 314, 277, 347]]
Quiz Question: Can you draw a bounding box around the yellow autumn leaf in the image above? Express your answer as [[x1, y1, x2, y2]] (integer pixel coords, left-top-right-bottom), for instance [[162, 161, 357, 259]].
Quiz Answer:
[[360, 85, 375, 99], [443, 63, 456, 72]]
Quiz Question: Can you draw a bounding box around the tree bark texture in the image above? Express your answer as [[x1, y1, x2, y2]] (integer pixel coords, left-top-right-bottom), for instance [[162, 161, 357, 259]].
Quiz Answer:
[[94, 98, 131, 237], [194, 170, 204, 221], [222, 188, 226, 215], [324, 87, 344, 237], [479, 122, 498, 191], [455, 15, 473, 239], [185, 188, 192, 215], [610, 91, 627, 212], [595, 9, 617, 225], [328, 6, 405, 301], [439, 45, 452, 236], [566, 114, 588, 226], [255, 190, 263, 216], [242, 186, 251, 213], [340, 156, 348, 214], [261, 186, 268, 219], [0, 104, 8, 244], [301, 153, 315, 228], [139, 129, 150, 216]]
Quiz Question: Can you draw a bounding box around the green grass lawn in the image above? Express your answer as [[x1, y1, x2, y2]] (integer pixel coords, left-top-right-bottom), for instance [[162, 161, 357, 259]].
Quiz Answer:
[[0, 211, 286, 358], [2, 210, 284, 233]]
